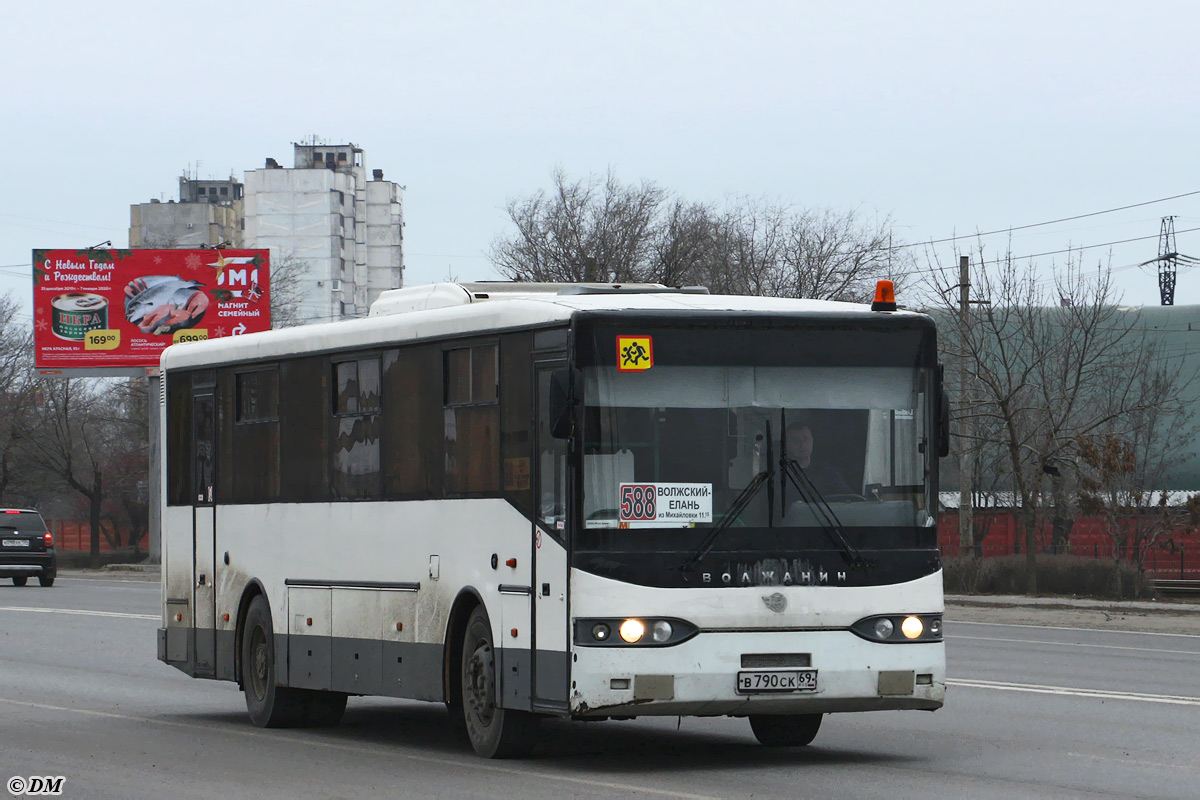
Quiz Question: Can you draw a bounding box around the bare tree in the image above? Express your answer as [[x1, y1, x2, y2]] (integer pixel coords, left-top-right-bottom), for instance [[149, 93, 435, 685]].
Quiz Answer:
[[26, 379, 119, 566], [0, 293, 36, 504], [490, 167, 668, 283], [709, 199, 788, 296], [649, 199, 721, 288], [99, 379, 151, 553], [489, 168, 913, 298], [1076, 366, 1196, 591], [929, 245, 1188, 594], [268, 249, 310, 328], [774, 207, 913, 302]]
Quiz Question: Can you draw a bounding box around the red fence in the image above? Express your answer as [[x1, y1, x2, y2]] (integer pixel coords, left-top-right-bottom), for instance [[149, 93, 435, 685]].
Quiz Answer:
[[47, 520, 118, 552], [937, 512, 1200, 580]]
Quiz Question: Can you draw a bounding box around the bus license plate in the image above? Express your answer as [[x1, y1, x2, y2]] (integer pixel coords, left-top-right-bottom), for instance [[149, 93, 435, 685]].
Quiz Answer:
[[2, 539, 30, 547], [736, 670, 818, 694]]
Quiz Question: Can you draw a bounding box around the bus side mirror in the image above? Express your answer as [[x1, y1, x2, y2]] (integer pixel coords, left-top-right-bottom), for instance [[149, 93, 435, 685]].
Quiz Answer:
[[937, 365, 951, 458], [549, 368, 579, 439]]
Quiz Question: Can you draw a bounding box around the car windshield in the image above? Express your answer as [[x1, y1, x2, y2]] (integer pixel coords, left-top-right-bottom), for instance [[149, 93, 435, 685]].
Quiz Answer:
[[581, 365, 933, 534]]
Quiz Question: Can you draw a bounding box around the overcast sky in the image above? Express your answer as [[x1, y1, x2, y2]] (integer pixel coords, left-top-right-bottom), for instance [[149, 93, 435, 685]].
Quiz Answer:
[[4, 1, 1200, 321]]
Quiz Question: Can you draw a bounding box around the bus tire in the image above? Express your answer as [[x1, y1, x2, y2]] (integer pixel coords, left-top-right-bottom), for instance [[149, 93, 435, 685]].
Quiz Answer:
[[241, 595, 308, 728], [460, 605, 539, 758], [748, 713, 823, 747]]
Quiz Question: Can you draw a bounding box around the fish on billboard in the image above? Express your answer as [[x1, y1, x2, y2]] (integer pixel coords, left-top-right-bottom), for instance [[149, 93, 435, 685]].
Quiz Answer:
[[32, 249, 272, 371]]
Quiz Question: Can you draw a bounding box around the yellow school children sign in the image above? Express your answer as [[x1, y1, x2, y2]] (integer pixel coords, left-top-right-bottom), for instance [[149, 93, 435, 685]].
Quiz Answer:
[[617, 335, 654, 372]]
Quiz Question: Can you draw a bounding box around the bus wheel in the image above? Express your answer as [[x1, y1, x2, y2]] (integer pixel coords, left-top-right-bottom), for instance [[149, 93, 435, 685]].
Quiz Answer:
[[460, 606, 539, 758], [748, 713, 823, 747], [241, 595, 308, 727]]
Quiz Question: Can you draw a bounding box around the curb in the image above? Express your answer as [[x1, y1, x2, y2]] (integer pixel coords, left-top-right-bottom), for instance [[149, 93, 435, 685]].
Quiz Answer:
[[946, 593, 1198, 615]]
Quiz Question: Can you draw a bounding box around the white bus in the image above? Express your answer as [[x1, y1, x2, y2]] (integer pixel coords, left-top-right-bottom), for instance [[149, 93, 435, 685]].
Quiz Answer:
[[157, 281, 949, 758]]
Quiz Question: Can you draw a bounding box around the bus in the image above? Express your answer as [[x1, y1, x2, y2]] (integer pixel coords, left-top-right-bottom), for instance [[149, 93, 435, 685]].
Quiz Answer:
[[157, 281, 948, 758]]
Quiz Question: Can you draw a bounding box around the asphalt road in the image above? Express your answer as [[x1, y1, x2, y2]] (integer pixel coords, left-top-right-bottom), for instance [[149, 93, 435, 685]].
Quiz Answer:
[[1, 575, 1198, 799]]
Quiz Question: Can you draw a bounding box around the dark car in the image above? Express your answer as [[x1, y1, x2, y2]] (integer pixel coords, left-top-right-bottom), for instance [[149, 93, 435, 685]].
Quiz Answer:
[[0, 508, 56, 587]]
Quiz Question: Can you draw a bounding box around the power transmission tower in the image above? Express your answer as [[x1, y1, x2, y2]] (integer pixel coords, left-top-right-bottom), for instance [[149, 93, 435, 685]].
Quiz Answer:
[[1141, 216, 1200, 305], [1158, 217, 1178, 306]]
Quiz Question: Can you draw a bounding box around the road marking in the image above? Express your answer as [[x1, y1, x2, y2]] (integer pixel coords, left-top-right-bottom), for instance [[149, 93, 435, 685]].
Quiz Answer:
[[0, 697, 717, 799], [948, 678, 1200, 707], [953, 634, 1200, 656], [58, 576, 159, 584], [0, 605, 157, 620], [951, 619, 1200, 639], [1067, 751, 1194, 771]]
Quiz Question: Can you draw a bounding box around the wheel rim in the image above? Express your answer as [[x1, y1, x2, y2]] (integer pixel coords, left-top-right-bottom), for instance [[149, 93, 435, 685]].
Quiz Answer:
[[249, 625, 268, 700], [464, 637, 496, 727]]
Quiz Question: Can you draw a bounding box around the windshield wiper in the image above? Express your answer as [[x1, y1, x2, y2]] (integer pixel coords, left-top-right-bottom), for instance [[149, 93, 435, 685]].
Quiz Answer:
[[681, 421, 775, 572], [779, 455, 869, 571]]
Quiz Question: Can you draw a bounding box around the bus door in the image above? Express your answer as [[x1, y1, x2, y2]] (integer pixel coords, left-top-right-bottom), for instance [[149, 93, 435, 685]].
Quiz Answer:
[[191, 390, 217, 677], [532, 361, 570, 709]]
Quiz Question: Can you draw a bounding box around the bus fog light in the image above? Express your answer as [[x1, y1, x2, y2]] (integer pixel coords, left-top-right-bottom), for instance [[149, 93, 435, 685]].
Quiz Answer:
[[901, 616, 924, 639], [929, 618, 942, 637], [592, 623, 611, 641], [651, 620, 673, 643], [619, 619, 645, 643], [873, 618, 894, 639]]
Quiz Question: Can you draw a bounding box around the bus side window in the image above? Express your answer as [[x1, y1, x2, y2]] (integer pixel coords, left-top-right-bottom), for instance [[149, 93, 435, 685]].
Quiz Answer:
[[444, 344, 500, 495], [382, 345, 443, 499], [499, 335, 534, 517], [331, 356, 382, 499], [536, 368, 568, 538]]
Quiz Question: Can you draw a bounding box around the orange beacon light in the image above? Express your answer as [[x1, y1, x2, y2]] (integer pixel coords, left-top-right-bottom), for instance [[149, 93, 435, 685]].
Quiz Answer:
[[871, 280, 897, 312]]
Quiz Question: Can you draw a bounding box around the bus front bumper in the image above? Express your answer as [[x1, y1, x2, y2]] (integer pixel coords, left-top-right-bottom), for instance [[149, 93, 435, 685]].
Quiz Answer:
[[569, 629, 945, 718]]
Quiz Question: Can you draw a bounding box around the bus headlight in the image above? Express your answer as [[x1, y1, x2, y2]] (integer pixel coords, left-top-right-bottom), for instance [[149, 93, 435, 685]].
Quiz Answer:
[[574, 617, 698, 647], [619, 619, 645, 643], [851, 614, 943, 643], [901, 616, 924, 639]]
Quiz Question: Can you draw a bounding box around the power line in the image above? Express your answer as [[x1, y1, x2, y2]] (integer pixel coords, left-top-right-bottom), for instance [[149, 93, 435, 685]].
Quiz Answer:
[[901, 226, 1200, 283], [887, 189, 1200, 254]]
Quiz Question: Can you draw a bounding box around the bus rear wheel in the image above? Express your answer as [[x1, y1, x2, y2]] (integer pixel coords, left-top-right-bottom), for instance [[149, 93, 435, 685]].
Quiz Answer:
[[749, 713, 823, 747], [242, 595, 312, 727], [460, 606, 539, 758]]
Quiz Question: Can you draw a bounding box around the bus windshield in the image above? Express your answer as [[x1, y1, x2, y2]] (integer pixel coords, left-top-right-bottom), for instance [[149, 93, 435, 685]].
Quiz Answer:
[[581, 365, 934, 536]]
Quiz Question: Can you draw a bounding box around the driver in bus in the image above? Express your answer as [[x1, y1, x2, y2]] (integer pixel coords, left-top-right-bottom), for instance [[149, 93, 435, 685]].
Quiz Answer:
[[785, 421, 853, 497]]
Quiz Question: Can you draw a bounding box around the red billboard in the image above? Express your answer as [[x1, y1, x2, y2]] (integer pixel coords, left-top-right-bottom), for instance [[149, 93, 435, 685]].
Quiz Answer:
[[32, 249, 271, 371]]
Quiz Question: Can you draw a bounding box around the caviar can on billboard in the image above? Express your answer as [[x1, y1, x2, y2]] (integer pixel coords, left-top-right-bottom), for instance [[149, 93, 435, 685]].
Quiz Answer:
[[32, 249, 272, 371]]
